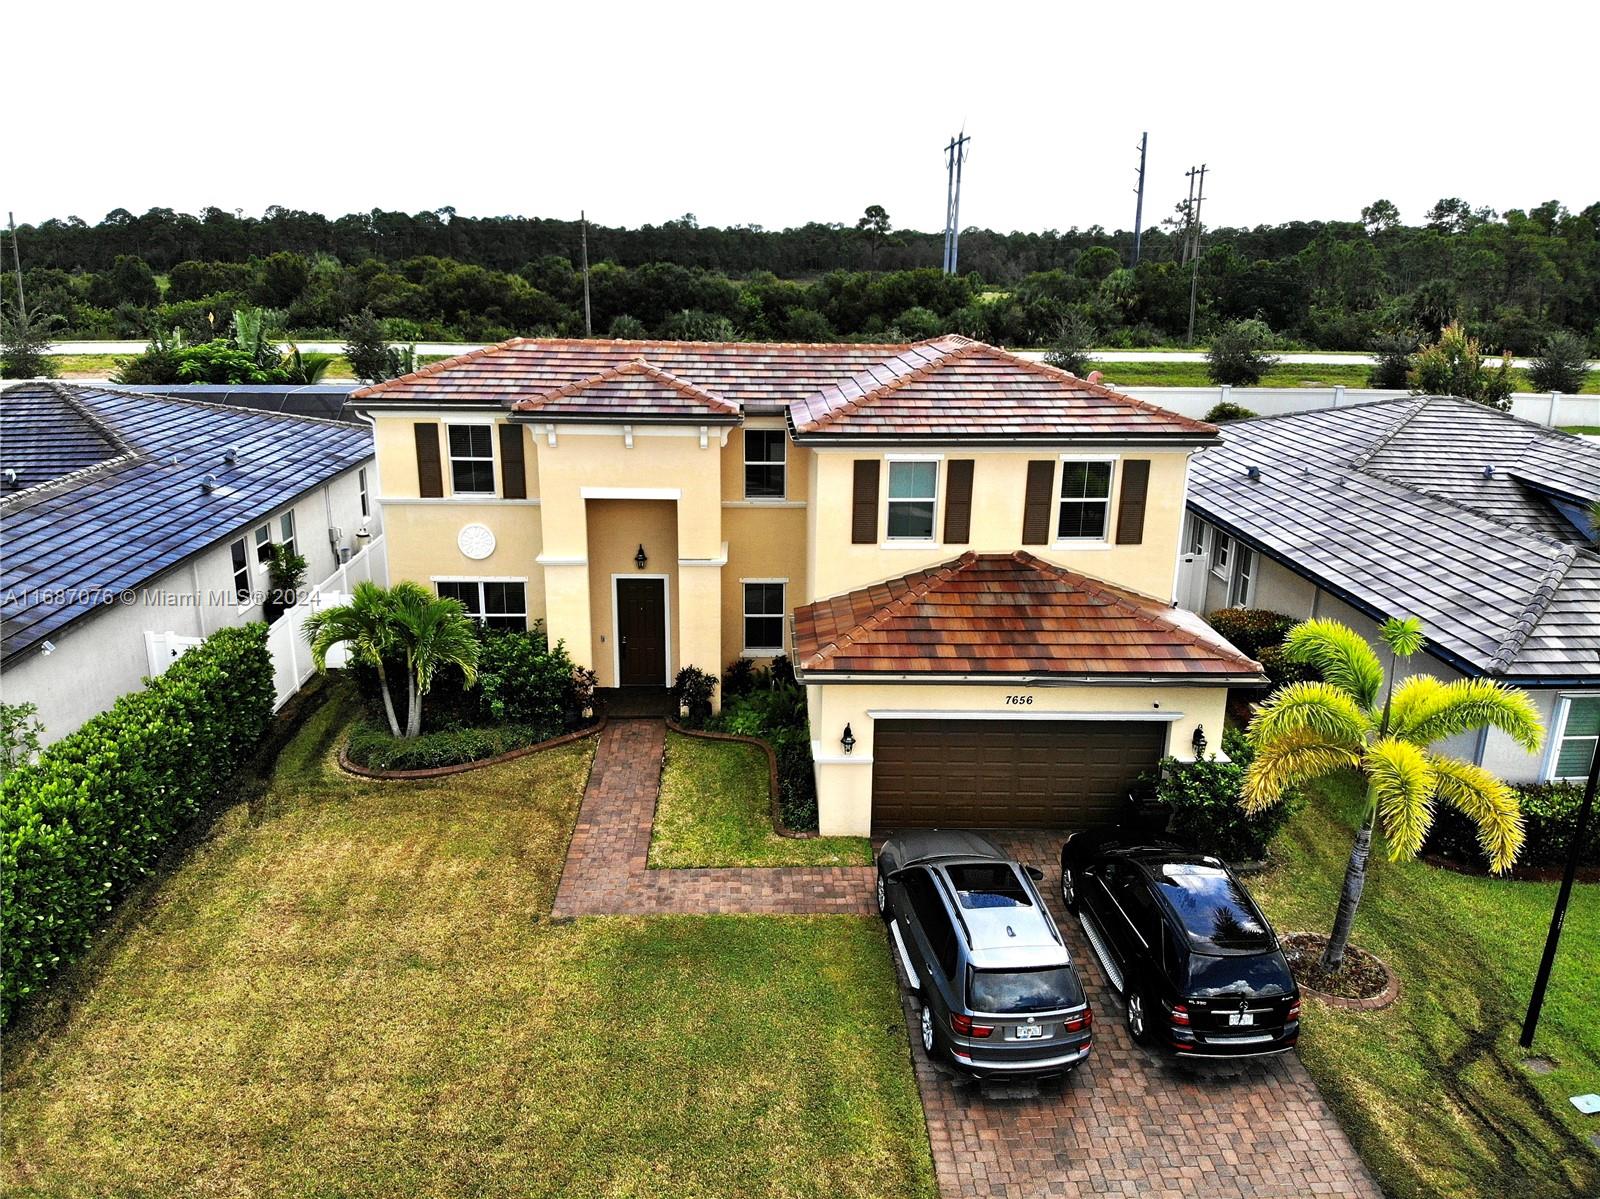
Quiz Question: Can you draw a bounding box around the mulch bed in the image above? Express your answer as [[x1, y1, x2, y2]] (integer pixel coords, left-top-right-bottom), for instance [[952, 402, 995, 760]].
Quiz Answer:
[[1282, 932, 1399, 1009], [1421, 852, 1600, 885]]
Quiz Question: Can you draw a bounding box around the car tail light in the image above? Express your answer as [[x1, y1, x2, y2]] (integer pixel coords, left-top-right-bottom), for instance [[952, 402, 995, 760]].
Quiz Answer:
[[950, 1014, 993, 1038], [1169, 1003, 1191, 1027], [1287, 1001, 1301, 1022], [1064, 1007, 1091, 1032]]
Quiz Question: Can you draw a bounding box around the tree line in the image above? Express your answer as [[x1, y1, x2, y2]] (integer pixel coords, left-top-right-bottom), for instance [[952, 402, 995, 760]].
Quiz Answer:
[[4, 198, 1598, 354]]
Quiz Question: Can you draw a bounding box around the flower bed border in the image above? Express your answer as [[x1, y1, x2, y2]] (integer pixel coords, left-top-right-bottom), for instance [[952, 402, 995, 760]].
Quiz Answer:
[[337, 720, 606, 780], [1420, 852, 1600, 885], [665, 719, 817, 840], [1285, 931, 1402, 1011]]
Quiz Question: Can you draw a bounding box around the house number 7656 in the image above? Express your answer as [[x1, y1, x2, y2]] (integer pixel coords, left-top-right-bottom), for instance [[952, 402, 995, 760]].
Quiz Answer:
[[1004, 695, 1034, 705]]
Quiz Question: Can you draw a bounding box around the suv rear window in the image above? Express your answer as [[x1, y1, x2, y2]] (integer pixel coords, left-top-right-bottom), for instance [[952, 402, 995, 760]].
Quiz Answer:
[[969, 967, 1082, 1014], [1154, 863, 1273, 953], [947, 863, 1032, 909]]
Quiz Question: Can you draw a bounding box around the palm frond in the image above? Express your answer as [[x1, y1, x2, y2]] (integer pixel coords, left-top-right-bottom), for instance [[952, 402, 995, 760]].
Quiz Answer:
[[1242, 728, 1361, 812], [1430, 754, 1525, 874], [1365, 737, 1435, 860], [1380, 615, 1426, 659], [1282, 619, 1384, 709], [1248, 681, 1372, 750], [1390, 676, 1543, 753]]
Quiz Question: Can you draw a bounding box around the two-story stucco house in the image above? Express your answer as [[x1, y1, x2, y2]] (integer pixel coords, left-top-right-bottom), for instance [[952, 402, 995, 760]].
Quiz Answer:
[[351, 336, 1262, 835]]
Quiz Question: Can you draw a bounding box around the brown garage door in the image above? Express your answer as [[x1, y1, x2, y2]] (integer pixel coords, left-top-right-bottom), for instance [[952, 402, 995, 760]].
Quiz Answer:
[[871, 719, 1168, 831]]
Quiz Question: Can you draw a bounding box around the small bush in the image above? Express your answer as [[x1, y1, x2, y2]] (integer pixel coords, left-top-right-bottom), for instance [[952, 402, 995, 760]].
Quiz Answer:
[[1257, 643, 1319, 689], [775, 739, 819, 830], [1425, 780, 1597, 869], [479, 625, 594, 735], [1148, 728, 1297, 863], [1205, 319, 1280, 387], [1204, 401, 1258, 423], [1368, 331, 1419, 389], [723, 657, 758, 699], [709, 683, 817, 830], [1042, 311, 1097, 376], [344, 721, 549, 771], [1, 625, 274, 1022], [1527, 331, 1590, 394], [1205, 608, 1299, 658], [1410, 321, 1513, 410], [670, 665, 719, 727]]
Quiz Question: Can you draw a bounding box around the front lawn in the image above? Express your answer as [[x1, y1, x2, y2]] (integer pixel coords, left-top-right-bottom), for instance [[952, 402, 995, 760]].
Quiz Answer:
[[3, 696, 931, 1199], [1250, 776, 1600, 1199], [649, 732, 872, 868]]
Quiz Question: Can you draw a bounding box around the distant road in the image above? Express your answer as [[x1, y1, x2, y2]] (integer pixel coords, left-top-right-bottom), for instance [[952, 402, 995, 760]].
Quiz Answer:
[[41, 341, 1595, 372]]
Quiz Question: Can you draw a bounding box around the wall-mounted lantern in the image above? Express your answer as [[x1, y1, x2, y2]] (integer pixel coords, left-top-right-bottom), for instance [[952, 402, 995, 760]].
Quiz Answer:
[[634, 544, 648, 569], [841, 723, 856, 755], [1192, 724, 1207, 756]]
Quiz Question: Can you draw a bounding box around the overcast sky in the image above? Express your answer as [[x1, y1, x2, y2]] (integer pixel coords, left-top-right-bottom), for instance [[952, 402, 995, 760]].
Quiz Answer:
[[12, 1, 1597, 238]]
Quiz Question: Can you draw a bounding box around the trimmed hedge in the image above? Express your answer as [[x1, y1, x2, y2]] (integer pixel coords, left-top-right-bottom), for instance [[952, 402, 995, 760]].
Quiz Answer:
[[1205, 608, 1318, 689], [1, 624, 274, 1022], [1145, 728, 1298, 863], [1425, 780, 1598, 870], [344, 721, 550, 771]]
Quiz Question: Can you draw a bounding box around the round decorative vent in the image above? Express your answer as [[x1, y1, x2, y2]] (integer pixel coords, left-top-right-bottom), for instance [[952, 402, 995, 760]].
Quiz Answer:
[[457, 523, 496, 561]]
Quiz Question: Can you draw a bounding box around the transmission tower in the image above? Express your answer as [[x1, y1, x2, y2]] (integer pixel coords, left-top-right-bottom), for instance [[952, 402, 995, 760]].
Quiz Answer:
[[941, 131, 971, 275]]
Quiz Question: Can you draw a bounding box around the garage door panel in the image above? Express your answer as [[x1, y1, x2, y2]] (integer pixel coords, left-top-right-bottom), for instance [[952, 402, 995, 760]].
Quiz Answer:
[[872, 718, 1166, 831]]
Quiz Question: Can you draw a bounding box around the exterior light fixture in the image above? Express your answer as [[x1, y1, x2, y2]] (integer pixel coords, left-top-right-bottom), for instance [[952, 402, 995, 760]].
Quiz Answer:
[[40, 640, 57, 656], [634, 544, 648, 569], [841, 723, 856, 755], [1192, 724, 1207, 756]]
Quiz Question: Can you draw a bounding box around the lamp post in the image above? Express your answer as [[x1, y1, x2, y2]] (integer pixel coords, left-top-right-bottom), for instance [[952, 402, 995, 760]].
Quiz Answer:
[[1520, 665, 1599, 1048]]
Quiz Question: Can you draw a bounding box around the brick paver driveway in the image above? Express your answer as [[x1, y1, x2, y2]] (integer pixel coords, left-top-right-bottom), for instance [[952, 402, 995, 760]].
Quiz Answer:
[[905, 831, 1381, 1199]]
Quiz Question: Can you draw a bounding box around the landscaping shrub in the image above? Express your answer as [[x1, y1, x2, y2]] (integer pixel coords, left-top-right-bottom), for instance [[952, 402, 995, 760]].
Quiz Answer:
[[1205, 608, 1299, 658], [723, 657, 758, 700], [1205, 319, 1280, 386], [478, 625, 595, 736], [1368, 331, 1419, 388], [709, 682, 818, 831], [1527, 330, 1590, 394], [344, 721, 549, 771], [1203, 401, 1258, 423], [775, 739, 819, 830], [0, 624, 274, 1022], [670, 665, 718, 728], [1147, 728, 1297, 863], [1425, 780, 1598, 870]]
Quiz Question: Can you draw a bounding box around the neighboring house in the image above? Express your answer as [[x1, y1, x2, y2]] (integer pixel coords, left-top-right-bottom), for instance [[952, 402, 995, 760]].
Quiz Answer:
[[351, 335, 1262, 836], [1, 382, 380, 743], [1182, 396, 1600, 784]]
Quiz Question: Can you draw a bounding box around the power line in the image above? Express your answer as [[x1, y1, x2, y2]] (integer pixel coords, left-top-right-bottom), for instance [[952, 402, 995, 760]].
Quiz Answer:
[[1185, 163, 1208, 347], [941, 130, 971, 275], [1130, 133, 1148, 267]]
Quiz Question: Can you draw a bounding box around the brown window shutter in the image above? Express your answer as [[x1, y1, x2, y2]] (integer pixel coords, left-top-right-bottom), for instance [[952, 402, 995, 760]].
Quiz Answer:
[[1115, 459, 1151, 545], [943, 459, 974, 544], [1021, 460, 1055, 545], [851, 459, 880, 544], [414, 423, 443, 498], [498, 423, 527, 499]]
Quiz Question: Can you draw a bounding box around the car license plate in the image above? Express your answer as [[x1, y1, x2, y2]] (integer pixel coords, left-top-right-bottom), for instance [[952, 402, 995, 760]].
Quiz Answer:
[[1228, 1012, 1255, 1027], [1014, 1024, 1044, 1039]]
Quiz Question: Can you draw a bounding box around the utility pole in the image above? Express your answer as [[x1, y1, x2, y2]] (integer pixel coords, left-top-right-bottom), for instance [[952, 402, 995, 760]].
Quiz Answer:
[[1185, 163, 1207, 347], [942, 130, 971, 275], [580, 210, 592, 338], [1131, 133, 1148, 267], [7, 212, 23, 313]]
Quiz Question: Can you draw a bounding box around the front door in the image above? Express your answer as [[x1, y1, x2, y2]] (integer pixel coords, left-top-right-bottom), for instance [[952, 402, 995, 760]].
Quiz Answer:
[[616, 577, 667, 685]]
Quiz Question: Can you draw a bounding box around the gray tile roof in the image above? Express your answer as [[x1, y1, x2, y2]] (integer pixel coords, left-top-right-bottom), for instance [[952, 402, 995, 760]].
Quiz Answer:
[[1189, 397, 1600, 684], [1, 385, 131, 488], [1, 383, 372, 664]]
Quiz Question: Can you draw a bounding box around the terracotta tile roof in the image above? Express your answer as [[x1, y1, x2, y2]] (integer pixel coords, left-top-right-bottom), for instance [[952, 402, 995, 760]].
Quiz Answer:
[[349, 337, 917, 415], [787, 337, 1216, 441], [793, 552, 1262, 679], [510, 358, 740, 422], [349, 336, 1213, 441]]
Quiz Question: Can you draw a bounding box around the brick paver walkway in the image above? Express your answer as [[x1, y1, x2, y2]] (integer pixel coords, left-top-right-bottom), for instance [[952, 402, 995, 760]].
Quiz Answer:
[[550, 719, 874, 916], [903, 832, 1383, 1199]]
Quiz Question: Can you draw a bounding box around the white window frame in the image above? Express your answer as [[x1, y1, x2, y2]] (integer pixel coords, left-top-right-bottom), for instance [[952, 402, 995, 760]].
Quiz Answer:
[[358, 467, 370, 518], [431, 576, 529, 632], [741, 578, 788, 656], [1212, 532, 1234, 581], [1185, 513, 1210, 557], [446, 422, 497, 496], [1054, 455, 1118, 546], [743, 429, 788, 501], [1546, 693, 1599, 781], [253, 523, 273, 569], [230, 537, 252, 609], [1228, 544, 1256, 607], [884, 454, 941, 544], [278, 510, 297, 559]]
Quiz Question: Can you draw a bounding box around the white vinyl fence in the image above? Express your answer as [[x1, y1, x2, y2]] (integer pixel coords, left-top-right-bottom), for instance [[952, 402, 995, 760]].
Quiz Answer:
[[1107, 385, 1600, 428], [145, 534, 389, 711]]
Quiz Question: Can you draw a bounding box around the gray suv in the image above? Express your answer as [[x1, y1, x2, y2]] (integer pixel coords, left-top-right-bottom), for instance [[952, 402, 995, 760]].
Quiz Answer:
[[877, 830, 1092, 1079]]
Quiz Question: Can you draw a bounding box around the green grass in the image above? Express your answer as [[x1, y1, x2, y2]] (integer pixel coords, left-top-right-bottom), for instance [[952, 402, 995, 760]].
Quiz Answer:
[[1563, 425, 1600, 434], [2, 696, 932, 1199], [1250, 776, 1600, 1199], [1084, 358, 1600, 393], [649, 732, 872, 868]]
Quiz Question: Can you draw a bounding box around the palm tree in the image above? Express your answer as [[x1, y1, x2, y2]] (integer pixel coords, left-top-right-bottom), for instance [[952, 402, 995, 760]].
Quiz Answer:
[[1242, 616, 1542, 970], [303, 581, 480, 738]]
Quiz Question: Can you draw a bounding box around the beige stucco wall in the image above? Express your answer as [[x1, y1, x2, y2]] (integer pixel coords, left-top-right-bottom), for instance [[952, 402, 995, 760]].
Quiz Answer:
[[381, 502, 545, 623], [721, 506, 809, 661], [805, 679, 1232, 836], [804, 446, 1193, 603], [585, 499, 679, 687]]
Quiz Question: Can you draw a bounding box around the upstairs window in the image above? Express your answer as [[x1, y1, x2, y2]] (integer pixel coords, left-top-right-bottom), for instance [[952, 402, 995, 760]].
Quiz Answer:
[[742, 582, 786, 653], [1186, 514, 1209, 556], [1212, 533, 1234, 580], [436, 579, 527, 632], [886, 459, 938, 540], [230, 539, 251, 604], [278, 510, 298, 558], [254, 523, 272, 565], [447, 425, 496, 495], [1553, 697, 1599, 780], [744, 430, 787, 499], [1057, 460, 1113, 540], [1228, 545, 1256, 607], [358, 467, 370, 518]]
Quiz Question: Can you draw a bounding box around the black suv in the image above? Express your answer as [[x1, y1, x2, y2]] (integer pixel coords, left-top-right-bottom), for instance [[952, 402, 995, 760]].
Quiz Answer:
[[1061, 834, 1300, 1058], [878, 830, 1092, 1080]]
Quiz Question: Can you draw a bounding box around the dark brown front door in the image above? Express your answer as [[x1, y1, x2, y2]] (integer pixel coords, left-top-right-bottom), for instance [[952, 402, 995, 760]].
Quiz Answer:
[[616, 578, 667, 686], [871, 719, 1167, 831]]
